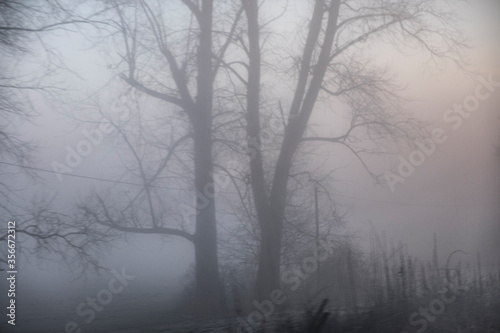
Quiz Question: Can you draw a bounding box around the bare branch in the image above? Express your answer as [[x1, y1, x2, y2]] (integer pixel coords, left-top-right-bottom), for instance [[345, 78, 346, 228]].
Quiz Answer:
[[181, 0, 201, 21]]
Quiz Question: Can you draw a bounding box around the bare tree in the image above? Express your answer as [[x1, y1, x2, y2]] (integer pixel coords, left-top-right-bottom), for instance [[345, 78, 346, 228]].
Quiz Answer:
[[236, 0, 468, 300], [73, 0, 247, 315]]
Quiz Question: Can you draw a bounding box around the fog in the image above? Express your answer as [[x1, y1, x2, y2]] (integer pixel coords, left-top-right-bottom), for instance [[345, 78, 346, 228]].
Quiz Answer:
[[1, 1, 499, 332]]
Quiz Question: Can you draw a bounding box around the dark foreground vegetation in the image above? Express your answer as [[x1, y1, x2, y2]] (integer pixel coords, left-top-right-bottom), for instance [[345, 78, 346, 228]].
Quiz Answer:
[[163, 235, 500, 332], [162, 296, 500, 332]]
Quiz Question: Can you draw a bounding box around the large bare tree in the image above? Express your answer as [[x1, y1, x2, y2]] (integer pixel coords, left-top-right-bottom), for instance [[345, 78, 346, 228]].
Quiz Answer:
[[75, 0, 247, 315], [236, 0, 468, 300]]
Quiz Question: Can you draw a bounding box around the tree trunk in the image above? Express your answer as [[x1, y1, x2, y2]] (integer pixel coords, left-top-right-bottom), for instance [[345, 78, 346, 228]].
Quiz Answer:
[[193, 123, 224, 315], [254, 211, 283, 301], [254, 124, 300, 300], [248, 0, 341, 300], [192, 0, 224, 315]]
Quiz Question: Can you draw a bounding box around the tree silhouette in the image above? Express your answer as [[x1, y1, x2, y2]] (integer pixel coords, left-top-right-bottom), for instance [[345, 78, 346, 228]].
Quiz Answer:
[[238, 0, 468, 300]]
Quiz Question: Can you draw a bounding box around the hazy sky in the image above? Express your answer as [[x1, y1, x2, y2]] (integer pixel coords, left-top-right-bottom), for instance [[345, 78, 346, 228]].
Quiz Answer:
[[338, 0, 500, 264]]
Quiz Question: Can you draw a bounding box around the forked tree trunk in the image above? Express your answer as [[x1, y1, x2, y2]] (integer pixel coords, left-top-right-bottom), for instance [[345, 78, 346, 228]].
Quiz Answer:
[[244, 0, 341, 300]]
